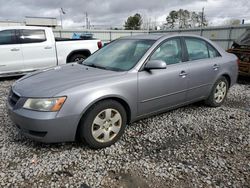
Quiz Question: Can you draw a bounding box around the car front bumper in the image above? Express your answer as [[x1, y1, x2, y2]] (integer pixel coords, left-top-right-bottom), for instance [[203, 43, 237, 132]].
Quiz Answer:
[[7, 102, 80, 143]]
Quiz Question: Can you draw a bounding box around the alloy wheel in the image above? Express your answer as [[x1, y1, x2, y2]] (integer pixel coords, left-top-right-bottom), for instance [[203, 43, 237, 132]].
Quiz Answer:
[[91, 108, 122, 143], [214, 81, 227, 103]]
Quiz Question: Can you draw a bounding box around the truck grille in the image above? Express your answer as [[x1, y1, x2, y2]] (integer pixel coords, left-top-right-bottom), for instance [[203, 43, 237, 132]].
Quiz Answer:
[[9, 89, 20, 107]]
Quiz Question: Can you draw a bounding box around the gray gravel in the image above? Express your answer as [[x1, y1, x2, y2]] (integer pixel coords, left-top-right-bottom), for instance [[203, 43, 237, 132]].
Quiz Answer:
[[0, 77, 249, 188]]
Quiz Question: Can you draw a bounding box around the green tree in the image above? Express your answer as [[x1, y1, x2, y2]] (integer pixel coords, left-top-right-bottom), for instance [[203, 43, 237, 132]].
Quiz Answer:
[[124, 13, 142, 30], [165, 9, 208, 29], [166, 10, 178, 28]]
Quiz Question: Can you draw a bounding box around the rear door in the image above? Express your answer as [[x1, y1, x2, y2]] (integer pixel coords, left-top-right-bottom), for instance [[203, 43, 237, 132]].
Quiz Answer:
[[138, 37, 188, 116], [19, 29, 57, 71], [0, 29, 24, 75], [182, 37, 222, 101]]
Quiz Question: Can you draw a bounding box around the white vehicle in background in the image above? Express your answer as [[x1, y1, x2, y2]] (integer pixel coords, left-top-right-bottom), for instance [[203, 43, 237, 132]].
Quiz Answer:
[[0, 26, 102, 77]]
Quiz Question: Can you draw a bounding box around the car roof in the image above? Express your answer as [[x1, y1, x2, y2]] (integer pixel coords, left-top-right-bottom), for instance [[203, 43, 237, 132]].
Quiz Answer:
[[121, 33, 209, 41], [122, 34, 165, 40]]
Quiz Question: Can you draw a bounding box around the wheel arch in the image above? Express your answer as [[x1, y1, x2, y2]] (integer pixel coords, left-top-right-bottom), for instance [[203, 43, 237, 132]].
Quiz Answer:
[[221, 73, 231, 87], [66, 49, 91, 63], [74, 95, 132, 140]]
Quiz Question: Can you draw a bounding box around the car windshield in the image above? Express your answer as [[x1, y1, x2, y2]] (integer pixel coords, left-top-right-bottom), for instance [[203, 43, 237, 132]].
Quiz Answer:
[[83, 39, 155, 71]]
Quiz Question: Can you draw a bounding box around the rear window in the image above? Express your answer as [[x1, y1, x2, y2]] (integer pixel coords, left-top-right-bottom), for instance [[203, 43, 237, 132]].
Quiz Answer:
[[20, 30, 46, 43], [0, 30, 17, 45]]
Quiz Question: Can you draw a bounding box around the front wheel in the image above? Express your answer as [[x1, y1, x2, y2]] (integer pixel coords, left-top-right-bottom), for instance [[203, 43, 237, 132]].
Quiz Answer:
[[78, 100, 127, 149], [205, 77, 229, 107]]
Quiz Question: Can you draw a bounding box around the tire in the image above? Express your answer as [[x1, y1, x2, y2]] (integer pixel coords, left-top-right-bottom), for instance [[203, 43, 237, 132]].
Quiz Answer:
[[78, 100, 127, 149], [68, 54, 87, 63], [205, 76, 229, 107]]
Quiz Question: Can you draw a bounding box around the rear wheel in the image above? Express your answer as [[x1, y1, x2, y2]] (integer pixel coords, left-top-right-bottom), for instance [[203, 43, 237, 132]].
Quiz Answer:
[[205, 77, 229, 107], [69, 54, 87, 63], [78, 100, 127, 149]]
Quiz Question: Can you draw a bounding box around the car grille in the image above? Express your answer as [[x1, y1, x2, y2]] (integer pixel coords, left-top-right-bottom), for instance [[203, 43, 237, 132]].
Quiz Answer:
[[9, 89, 20, 107]]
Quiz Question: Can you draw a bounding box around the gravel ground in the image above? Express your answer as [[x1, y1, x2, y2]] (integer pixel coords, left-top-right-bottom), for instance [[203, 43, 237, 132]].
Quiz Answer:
[[0, 77, 249, 188]]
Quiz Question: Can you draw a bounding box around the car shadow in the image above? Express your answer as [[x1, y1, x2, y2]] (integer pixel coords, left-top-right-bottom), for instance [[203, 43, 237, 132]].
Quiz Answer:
[[237, 75, 250, 85], [30, 139, 87, 151], [0, 76, 23, 82]]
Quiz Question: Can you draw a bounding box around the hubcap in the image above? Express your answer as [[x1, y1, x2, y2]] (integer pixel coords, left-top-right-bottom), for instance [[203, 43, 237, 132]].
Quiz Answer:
[[91, 108, 122, 143], [214, 81, 227, 103]]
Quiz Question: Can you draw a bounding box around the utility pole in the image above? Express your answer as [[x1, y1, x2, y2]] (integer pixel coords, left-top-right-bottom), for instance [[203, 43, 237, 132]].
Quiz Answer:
[[200, 7, 204, 36], [60, 8, 66, 29], [201, 7, 204, 28], [85, 12, 88, 29], [179, 11, 181, 29], [147, 18, 151, 32]]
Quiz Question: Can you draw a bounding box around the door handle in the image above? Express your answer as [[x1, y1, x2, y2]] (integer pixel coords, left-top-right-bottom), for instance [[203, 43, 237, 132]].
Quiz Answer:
[[213, 64, 220, 70], [11, 48, 20, 51], [44, 46, 52, 49], [179, 71, 187, 78]]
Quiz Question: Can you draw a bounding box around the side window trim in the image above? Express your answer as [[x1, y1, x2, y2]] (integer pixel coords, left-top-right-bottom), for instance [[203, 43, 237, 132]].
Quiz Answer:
[[15, 30, 21, 44], [180, 37, 189, 62], [206, 42, 211, 58]]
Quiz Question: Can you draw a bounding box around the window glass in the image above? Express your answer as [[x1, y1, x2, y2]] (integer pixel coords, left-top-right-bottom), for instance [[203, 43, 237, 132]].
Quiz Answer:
[[0, 30, 17, 45], [207, 44, 220, 58], [20, 30, 46, 43], [133, 43, 151, 57], [185, 38, 209, 60], [84, 39, 155, 71], [150, 38, 182, 65]]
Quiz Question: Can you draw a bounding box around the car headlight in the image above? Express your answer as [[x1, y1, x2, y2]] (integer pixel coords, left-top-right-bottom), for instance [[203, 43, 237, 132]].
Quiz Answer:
[[23, 97, 66, 112]]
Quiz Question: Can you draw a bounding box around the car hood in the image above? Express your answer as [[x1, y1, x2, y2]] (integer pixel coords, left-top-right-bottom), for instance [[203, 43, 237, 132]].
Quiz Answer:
[[12, 63, 126, 97]]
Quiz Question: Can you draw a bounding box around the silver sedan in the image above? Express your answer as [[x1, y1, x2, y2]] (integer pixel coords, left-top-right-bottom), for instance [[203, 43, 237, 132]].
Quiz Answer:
[[7, 34, 238, 149]]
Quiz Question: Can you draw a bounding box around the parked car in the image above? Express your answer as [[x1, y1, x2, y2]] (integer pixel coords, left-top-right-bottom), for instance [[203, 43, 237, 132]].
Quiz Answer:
[[7, 34, 238, 149], [0, 26, 102, 77]]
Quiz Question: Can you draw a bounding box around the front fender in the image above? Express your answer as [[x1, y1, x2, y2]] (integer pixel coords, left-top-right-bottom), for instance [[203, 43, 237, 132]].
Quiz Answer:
[[56, 77, 138, 126]]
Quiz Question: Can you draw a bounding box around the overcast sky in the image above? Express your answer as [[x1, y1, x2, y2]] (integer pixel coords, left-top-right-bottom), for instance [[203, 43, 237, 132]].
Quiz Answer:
[[0, 0, 249, 28]]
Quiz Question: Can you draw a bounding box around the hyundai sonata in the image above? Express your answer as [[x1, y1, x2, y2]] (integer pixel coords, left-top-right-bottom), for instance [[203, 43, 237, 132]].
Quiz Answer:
[[7, 34, 238, 148]]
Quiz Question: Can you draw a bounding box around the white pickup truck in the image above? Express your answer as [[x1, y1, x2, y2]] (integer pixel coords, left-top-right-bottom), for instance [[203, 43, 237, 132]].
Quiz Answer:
[[0, 26, 102, 77]]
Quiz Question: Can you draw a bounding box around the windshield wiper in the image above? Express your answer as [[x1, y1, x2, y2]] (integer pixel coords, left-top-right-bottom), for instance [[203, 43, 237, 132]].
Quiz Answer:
[[83, 63, 124, 72], [83, 63, 108, 70]]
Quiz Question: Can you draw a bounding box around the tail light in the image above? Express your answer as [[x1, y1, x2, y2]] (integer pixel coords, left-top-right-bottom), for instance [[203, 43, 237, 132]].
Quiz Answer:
[[97, 41, 102, 49], [237, 59, 240, 65]]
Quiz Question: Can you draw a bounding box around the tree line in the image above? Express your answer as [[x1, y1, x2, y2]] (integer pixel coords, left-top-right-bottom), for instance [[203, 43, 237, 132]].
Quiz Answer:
[[124, 9, 208, 30]]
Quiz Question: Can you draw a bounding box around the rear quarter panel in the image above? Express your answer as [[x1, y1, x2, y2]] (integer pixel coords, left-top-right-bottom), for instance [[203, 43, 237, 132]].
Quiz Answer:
[[218, 52, 238, 87]]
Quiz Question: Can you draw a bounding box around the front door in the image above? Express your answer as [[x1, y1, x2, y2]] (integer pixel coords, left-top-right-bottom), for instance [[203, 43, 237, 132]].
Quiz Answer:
[[0, 29, 24, 75], [138, 37, 188, 116]]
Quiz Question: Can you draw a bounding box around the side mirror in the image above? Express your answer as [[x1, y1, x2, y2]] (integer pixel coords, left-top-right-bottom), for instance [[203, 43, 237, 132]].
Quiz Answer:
[[144, 60, 166, 70]]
